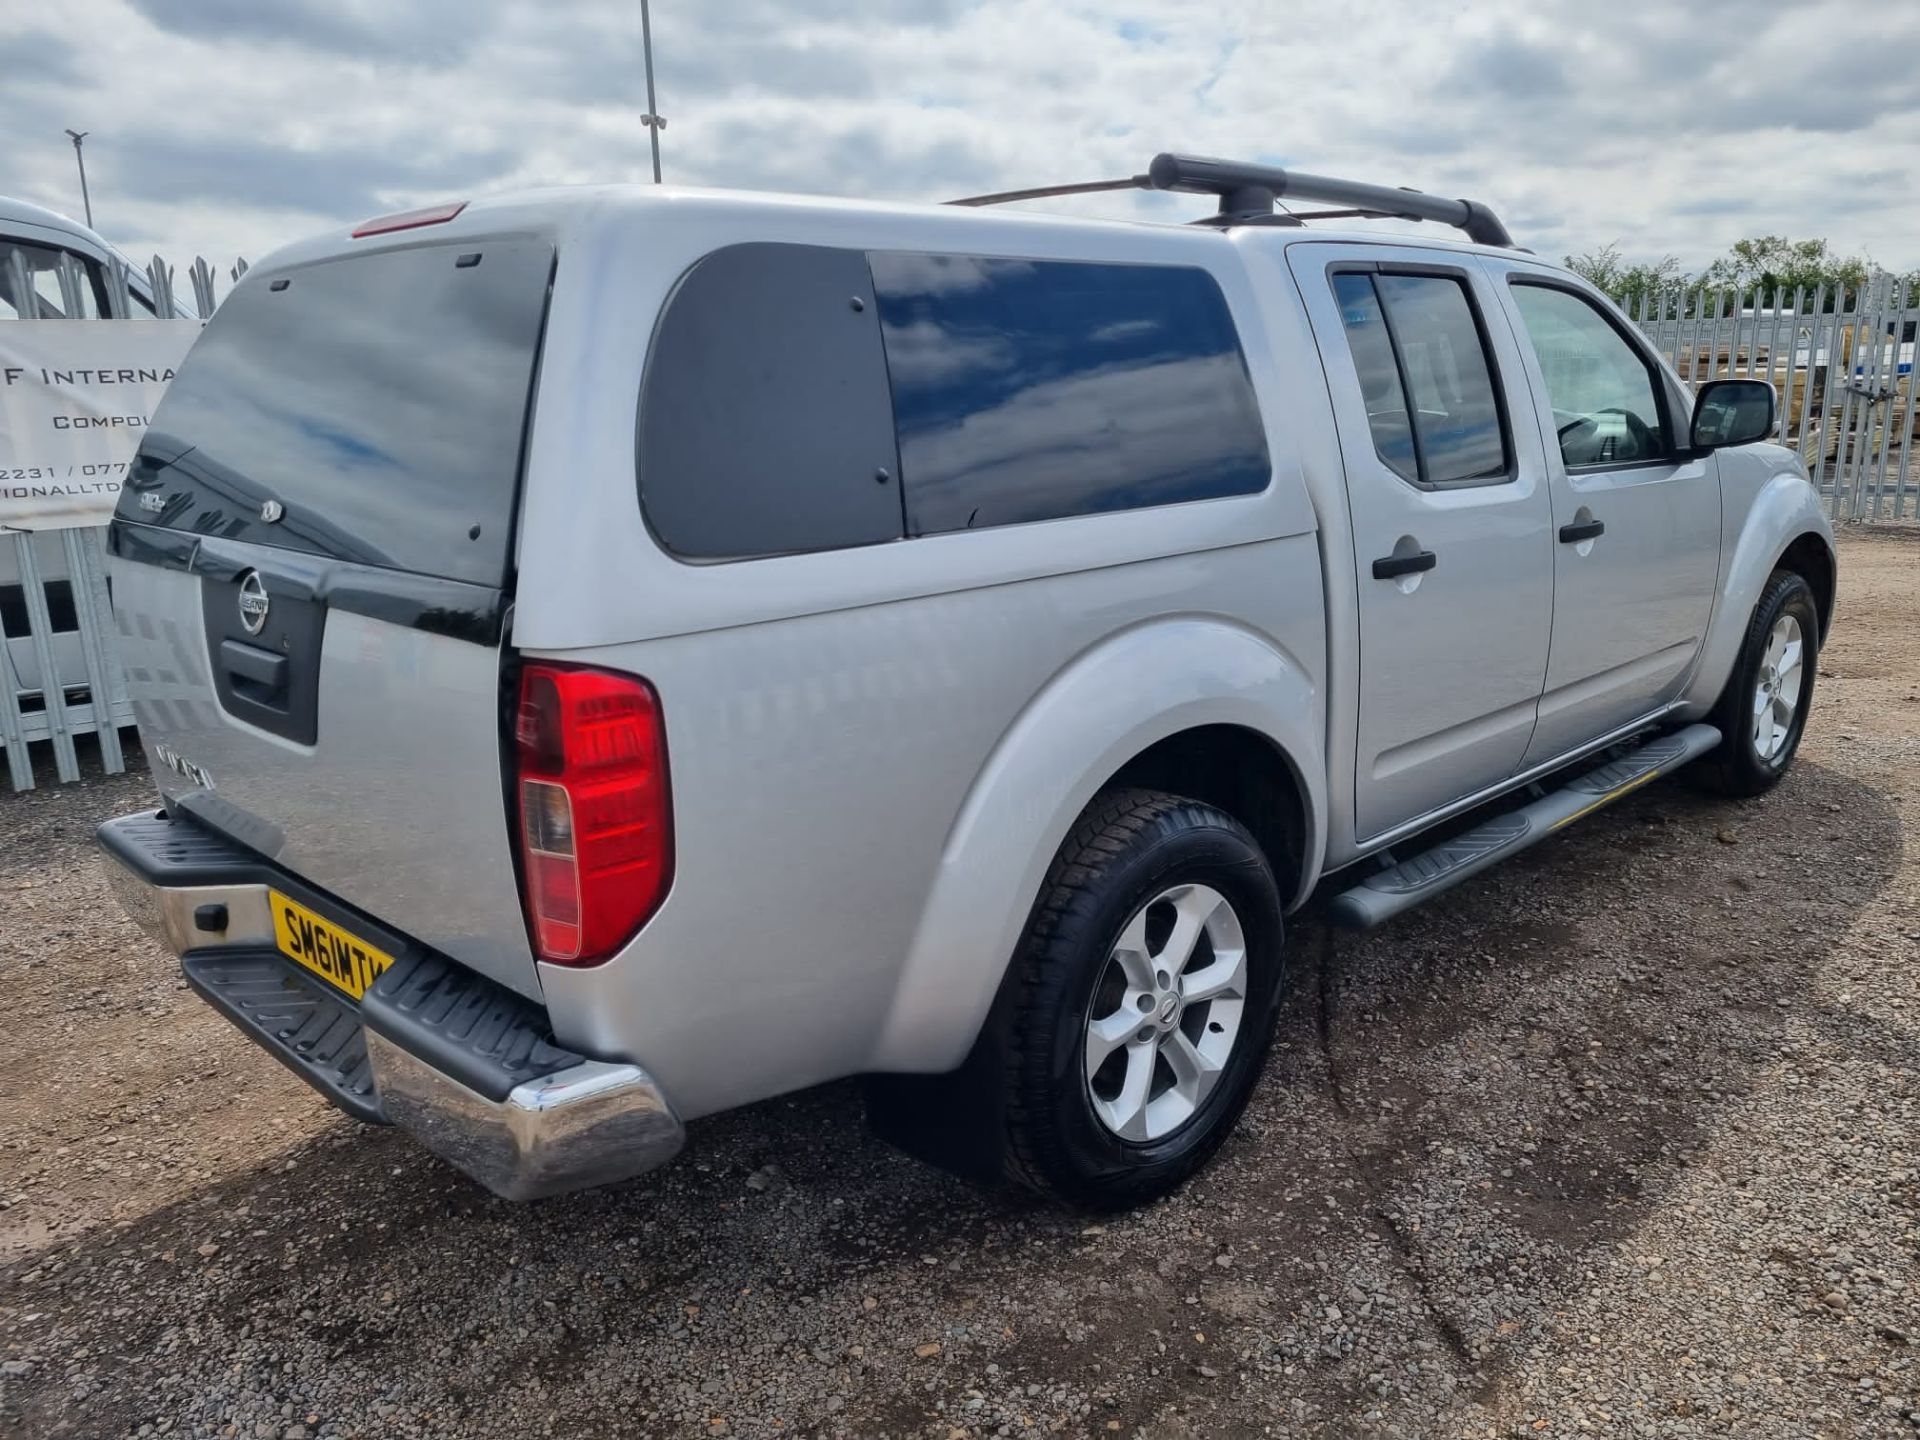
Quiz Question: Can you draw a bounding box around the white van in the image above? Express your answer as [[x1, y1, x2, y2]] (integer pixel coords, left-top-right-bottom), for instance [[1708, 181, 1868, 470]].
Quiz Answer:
[[0, 195, 187, 713]]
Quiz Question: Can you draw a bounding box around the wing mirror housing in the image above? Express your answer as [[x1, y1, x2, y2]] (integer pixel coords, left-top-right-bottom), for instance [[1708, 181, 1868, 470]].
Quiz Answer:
[[1691, 378, 1776, 453]]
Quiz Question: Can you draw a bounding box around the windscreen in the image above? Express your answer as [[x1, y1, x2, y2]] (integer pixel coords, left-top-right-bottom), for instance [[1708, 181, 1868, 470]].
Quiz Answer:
[[120, 238, 553, 587]]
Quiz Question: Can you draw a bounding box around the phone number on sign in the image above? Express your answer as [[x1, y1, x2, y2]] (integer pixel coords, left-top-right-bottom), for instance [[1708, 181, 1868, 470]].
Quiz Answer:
[[3, 463, 128, 481]]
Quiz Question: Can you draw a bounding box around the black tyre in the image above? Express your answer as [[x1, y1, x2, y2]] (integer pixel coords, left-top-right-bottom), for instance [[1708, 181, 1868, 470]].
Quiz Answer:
[[1694, 569, 1819, 797], [988, 788, 1287, 1208]]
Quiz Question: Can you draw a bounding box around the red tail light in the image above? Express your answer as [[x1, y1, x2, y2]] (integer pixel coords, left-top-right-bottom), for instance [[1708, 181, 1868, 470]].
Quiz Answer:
[[513, 664, 672, 965]]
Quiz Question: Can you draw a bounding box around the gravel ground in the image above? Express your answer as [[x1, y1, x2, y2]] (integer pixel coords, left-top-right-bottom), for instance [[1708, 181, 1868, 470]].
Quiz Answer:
[[3, 526, 1918, 1439]]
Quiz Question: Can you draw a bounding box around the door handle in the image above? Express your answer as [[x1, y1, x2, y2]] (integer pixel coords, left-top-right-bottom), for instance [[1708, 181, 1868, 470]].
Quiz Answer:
[[219, 639, 288, 701], [1371, 550, 1437, 580], [1558, 518, 1605, 544]]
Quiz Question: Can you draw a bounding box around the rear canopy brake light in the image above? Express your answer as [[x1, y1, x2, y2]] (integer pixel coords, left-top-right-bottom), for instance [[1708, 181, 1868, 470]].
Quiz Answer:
[[514, 665, 672, 965], [351, 201, 468, 238]]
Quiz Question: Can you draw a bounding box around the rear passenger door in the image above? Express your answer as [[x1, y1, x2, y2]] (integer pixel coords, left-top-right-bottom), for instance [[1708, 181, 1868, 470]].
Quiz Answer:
[[1289, 246, 1554, 841], [1491, 271, 1722, 766]]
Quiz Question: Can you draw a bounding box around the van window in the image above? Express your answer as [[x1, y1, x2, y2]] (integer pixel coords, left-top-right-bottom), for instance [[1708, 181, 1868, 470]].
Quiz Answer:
[[0, 240, 105, 318], [638, 243, 905, 560], [120, 239, 553, 587], [868, 254, 1270, 534]]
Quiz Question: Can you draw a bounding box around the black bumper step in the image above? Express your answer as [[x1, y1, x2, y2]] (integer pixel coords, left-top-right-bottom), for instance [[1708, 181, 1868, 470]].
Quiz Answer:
[[98, 806, 259, 886], [185, 950, 385, 1123], [364, 954, 586, 1105]]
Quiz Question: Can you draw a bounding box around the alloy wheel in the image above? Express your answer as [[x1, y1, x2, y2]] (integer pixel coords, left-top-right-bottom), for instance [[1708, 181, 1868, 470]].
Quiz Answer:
[[1752, 613, 1805, 763], [1083, 882, 1248, 1142]]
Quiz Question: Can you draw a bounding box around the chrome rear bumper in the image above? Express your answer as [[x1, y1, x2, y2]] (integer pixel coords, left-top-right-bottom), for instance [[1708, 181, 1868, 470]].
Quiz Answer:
[[98, 808, 685, 1201], [365, 1035, 683, 1200]]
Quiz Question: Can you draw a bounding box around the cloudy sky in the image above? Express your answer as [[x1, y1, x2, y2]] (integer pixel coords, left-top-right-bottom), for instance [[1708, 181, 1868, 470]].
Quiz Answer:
[[2, 0, 1915, 278]]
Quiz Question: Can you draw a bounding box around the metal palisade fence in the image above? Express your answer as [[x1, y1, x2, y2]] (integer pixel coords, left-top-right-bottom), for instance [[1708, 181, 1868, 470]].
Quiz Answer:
[[0, 249, 237, 791], [1615, 278, 1920, 522]]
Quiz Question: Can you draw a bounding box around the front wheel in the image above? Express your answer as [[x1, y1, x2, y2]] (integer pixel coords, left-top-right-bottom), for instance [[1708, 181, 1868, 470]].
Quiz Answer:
[[1694, 569, 1820, 797]]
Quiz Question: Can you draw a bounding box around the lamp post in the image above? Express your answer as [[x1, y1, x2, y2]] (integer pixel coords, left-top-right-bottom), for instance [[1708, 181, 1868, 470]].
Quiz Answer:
[[64, 129, 93, 228], [639, 0, 665, 183]]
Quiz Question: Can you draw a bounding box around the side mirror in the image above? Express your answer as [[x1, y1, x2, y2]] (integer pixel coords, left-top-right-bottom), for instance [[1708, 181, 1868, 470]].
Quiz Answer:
[[1691, 378, 1775, 452]]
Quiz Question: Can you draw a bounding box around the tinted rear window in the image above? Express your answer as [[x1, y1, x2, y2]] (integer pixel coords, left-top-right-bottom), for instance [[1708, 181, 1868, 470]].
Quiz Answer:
[[637, 243, 905, 560], [121, 238, 553, 587], [635, 245, 1270, 559], [868, 254, 1270, 534]]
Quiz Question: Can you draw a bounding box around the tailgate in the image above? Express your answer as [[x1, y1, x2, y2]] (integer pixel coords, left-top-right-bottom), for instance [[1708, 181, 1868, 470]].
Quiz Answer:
[[106, 235, 553, 1000]]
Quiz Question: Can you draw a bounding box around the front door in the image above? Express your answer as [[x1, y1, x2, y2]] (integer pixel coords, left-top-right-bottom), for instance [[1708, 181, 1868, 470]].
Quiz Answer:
[[1492, 272, 1723, 766], [1291, 246, 1555, 842]]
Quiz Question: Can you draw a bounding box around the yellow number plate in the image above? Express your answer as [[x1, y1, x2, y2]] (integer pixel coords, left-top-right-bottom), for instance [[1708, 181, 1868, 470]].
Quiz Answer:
[[270, 890, 394, 1001]]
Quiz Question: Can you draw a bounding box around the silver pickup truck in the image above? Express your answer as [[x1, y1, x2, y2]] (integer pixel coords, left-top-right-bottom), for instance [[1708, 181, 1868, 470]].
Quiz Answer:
[[98, 156, 1835, 1210]]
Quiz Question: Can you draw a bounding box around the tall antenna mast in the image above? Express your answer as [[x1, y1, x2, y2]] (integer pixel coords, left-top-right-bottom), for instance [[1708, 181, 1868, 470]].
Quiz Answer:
[[640, 0, 666, 184], [65, 129, 93, 228]]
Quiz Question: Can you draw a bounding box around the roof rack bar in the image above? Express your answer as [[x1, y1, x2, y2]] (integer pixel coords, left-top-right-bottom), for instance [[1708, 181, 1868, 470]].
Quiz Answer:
[[1146, 152, 1514, 248]]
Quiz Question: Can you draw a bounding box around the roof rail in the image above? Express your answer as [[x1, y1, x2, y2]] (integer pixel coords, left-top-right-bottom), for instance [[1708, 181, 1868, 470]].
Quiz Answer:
[[947, 177, 1146, 208], [945, 153, 1516, 249]]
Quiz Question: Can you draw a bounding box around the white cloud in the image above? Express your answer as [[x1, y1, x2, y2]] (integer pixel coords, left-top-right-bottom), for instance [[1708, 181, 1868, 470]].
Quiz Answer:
[[1, 0, 1915, 281]]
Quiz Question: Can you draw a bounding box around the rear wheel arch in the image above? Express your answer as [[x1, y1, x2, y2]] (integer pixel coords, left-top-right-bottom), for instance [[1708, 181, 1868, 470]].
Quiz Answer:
[[868, 785, 1290, 1206], [1102, 723, 1312, 910], [868, 618, 1325, 1076]]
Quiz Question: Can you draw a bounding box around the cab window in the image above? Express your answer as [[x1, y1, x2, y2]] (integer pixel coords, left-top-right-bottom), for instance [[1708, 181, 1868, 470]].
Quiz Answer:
[[1510, 283, 1668, 468], [1331, 273, 1417, 483], [1332, 270, 1508, 487]]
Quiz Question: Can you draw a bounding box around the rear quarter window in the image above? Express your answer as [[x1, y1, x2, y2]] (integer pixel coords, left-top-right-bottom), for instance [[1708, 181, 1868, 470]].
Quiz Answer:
[[636, 243, 906, 561]]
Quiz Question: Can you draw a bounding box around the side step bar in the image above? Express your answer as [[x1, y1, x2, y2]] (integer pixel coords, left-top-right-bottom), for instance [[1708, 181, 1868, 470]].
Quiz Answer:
[[1331, 723, 1721, 930]]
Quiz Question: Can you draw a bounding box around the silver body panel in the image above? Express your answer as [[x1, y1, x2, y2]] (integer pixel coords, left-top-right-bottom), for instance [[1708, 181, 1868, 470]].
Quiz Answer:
[[536, 538, 1327, 1117], [109, 559, 539, 998], [1678, 442, 1835, 713], [1284, 243, 1556, 842], [1485, 254, 1725, 766], [108, 185, 1836, 1141]]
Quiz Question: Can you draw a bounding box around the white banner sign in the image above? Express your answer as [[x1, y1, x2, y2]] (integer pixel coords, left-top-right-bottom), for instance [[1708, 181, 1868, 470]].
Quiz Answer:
[[0, 319, 203, 531]]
